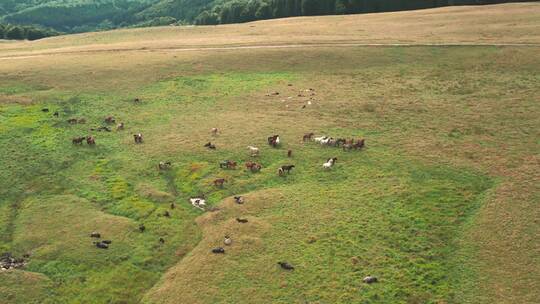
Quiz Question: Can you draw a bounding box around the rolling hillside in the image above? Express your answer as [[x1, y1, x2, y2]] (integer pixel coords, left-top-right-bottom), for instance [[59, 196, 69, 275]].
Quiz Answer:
[[0, 0, 533, 33], [0, 3, 539, 304]]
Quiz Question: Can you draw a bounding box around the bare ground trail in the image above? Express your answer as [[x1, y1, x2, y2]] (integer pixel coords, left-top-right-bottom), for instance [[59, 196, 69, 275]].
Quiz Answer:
[[1, 42, 539, 61]]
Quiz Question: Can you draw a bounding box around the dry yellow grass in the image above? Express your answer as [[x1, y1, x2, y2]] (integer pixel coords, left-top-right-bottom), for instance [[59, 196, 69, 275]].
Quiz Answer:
[[0, 2, 538, 60]]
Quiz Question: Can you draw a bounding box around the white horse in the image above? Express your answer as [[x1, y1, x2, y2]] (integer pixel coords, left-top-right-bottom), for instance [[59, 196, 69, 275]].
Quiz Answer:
[[247, 146, 259, 157], [189, 198, 206, 210], [320, 137, 332, 145], [322, 157, 337, 169], [314, 136, 328, 143]]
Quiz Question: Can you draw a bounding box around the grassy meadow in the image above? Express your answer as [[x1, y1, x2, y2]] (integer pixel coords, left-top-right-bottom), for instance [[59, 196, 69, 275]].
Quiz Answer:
[[0, 4, 539, 304]]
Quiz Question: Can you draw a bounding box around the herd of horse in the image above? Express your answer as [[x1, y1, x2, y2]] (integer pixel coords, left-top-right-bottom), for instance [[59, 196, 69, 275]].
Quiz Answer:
[[62, 91, 375, 278], [71, 116, 137, 145], [70, 115, 365, 201], [204, 130, 364, 188], [66, 111, 367, 258], [307, 133, 365, 151]]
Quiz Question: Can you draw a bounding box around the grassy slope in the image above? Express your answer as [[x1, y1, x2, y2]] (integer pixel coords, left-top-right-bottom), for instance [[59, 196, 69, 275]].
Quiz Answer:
[[0, 4, 538, 304], [0, 2, 539, 57]]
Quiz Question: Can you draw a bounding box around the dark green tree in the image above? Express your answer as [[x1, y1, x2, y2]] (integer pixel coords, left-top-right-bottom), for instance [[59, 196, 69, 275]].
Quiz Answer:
[[6, 25, 25, 40]]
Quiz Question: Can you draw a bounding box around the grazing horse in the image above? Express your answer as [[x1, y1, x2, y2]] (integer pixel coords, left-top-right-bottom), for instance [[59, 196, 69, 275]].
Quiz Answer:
[[158, 161, 172, 170], [212, 247, 225, 254], [67, 118, 78, 124], [287, 150, 292, 157], [72, 137, 85, 145], [104, 116, 115, 124], [236, 217, 248, 223], [363, 275, 378, 284], [53, 111, 59, 117], [279, 165, 295, 176], [86, 136, 96, 145], [245, 162, 261, 173], [219, 160, 237, 169], [353, 139, 365, 150], [323, 157, 337, 169], [204, 142, 216, 150], [252, 163, 261, 172], [214, 178, 226, 188], [133, 133, 143, 144], [92, 126, 111, 132], [94, 241, 109, 249], [320, 137, 333, 146], [278, 262, 294, 270], [234, 196, 244, 204], [267, 135, 280, 147], [247, 146, 259, 157], [116, 123, 124, 131], [328, 138, 338, 146], [343, 143, 353, 151], [335, 138, 346, 147], [139, 224, 145, 232], [314, 136, 328, 143], [189, 198, 206, 210], [303, 133, 314, 141], [211, 128, 219, 136], [224, 236, 232, 246]]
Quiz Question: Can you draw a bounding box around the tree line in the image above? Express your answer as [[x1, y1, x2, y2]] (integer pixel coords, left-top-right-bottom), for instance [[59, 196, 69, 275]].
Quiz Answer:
[[194, 0, 531, 25], [0, 23, 60, 40]]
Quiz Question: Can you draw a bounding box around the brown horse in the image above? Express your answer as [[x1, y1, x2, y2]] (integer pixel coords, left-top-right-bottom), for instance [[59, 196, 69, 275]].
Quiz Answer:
[[220, 160, 237, 169], [72, 137, 85, 145], [302, 133, 314, 141], [214, 178, 226, 187], [246, 162, 262, 173], [344, 139, 365, 151], [353, 139, 365, 150], [86, 136, 96, 145], [104, 116, 116, 124]]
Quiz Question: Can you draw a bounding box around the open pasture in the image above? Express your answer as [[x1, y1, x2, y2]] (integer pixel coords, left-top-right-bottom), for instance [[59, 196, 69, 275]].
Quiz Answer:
[[0, 3, 539, 304]]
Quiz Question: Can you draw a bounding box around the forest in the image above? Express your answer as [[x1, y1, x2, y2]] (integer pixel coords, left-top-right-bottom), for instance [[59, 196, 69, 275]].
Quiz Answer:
[[193, 0, 533, 25], [0, 23, 59, 40]]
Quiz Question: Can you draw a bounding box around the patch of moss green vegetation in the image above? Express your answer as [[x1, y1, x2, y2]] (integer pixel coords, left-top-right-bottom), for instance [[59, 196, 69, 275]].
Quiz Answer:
[[206, 160, 492, 304], [0, 72, 296, 303], [0, 69, 496, 303]]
